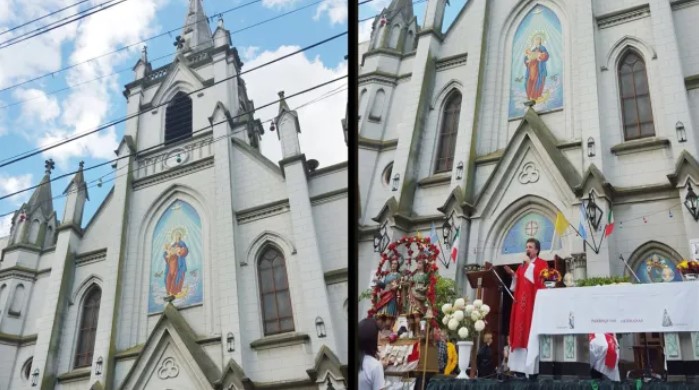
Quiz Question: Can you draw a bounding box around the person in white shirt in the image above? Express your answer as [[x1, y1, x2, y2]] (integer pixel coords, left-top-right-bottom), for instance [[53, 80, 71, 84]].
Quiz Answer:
[[359, 318, 386, 390]]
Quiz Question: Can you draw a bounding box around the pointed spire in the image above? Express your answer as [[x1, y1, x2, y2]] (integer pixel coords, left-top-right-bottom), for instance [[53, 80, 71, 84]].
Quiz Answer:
[[182, 0, 213, 53], [278, 90, 290, 114], [386, 0, 414, 23], [63, 160, 89, 201], [141, 45, 148, 63], [27, 159, 55, 218]]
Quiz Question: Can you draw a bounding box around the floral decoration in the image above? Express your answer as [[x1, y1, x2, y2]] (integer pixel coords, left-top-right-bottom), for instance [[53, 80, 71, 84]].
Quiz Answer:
[[539, 268, 562, 282], [440, 297, 490, 341], [677, 260, 699, 275]]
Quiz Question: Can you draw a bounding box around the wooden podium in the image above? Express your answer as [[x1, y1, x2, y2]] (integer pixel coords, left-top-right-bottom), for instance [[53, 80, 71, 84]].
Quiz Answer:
[[465, 265, 508, 379]]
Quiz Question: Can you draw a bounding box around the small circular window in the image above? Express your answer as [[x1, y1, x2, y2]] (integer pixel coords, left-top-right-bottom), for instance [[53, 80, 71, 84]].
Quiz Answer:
[[382, 162, 393, 186]]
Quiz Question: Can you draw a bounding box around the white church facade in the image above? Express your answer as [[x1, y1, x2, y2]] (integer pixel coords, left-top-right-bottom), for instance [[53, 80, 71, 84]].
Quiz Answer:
[[358, 0, 699, 377], [0, 1, 348, 388]]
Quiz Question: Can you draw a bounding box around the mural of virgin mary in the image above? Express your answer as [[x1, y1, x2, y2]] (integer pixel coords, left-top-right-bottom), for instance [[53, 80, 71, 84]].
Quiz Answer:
[[149, 200, 204, 313]]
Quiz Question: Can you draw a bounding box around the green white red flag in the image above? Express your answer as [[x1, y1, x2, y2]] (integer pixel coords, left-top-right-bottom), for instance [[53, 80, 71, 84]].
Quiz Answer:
[[450, 228, 460, 263], [604, 209, 614, 237]]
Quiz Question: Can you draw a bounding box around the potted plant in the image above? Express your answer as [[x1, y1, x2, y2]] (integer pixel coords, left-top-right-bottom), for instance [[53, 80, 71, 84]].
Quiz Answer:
[[575, 276, 631, 287], [440, 297, 489, 379], [539, 268, 562, 288], [677, 260, 699, 281]]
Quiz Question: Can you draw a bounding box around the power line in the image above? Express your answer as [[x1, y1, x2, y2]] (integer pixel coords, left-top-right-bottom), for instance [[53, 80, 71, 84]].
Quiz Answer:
[[0, 31, 347, 169], [0, 74, 347, 205], [0, 0, 266, 93], [0, 0, 327, 113], [0, 0, 128, 50], [0, 81, 347, 219], [0, 0, 90, 38], [358, 0, 426, 23]]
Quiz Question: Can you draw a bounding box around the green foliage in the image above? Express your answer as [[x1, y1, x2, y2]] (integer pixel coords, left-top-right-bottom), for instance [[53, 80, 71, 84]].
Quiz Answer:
[[574, 275, 630, 287], [434, 275, 457, 326], [358, 288, 373, 302]]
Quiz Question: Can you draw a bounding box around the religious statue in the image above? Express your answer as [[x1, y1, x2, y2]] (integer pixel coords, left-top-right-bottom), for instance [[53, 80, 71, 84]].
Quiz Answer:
[[408, 258, 429, 332], [523, 33, 549, 102], [372, 260, 402, 323]]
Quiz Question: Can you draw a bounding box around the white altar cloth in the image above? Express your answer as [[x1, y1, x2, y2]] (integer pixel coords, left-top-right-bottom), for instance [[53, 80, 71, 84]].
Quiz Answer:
[[524, 282, 699, 373]]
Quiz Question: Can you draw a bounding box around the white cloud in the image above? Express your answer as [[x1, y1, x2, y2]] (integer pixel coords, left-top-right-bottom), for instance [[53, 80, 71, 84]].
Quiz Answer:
[[0, 173, 33, 206], [314, 0, 348, 25], [0, 215, 12, 237], [243, 46, 347, 168], [261, 0, 300, 9], [19, 0, 165, 166], [0, 0, 80, 88], [240, 46, 260, 62], [358, 19, 373, 43], [13, 88, 61, 124]]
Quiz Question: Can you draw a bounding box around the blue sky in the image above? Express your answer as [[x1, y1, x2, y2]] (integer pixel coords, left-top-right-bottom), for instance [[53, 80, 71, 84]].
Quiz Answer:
[[0, 0, 348, 235], [358, 0, 467, 42]]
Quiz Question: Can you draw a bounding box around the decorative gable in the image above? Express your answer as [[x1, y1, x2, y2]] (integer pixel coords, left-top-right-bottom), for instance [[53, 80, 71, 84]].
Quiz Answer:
[[119, 304, 221, 390]]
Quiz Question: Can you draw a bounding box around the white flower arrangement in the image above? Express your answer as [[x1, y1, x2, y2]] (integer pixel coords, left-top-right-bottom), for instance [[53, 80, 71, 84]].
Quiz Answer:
[[440, 296, 490, 341]]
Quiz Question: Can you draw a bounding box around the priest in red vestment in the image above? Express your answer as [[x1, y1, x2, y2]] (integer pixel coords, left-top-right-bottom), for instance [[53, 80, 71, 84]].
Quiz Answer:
[[503, 238, 548, 377]]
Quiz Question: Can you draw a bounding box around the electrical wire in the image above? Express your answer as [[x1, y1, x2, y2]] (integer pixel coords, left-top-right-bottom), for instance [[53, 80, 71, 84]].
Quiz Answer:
[[0, 81, 346, 219], [0, 31, 347, 169], [0, 73, 347, 204], [0, 0, 328, 112], [0, 0, 263, 93], [0, 0, 91, 38], [0, 0, 129, 50]]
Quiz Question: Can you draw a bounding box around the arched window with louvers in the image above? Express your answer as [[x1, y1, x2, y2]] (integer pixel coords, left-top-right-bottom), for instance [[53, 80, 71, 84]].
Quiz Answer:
[[165, 91, 193, 143]]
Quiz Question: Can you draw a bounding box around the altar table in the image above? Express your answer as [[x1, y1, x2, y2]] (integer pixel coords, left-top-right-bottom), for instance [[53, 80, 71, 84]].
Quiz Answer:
[[524, 282, 699, 372], [426, 377, 699, 390]]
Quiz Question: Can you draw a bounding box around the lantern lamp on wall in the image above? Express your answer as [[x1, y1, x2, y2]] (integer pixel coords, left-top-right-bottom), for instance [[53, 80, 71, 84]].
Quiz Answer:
[[392, 173, 400, 191], [31, 369, 39, 387], [584, 191, 604, 231], [95, 356, 103, 375], [442, 213, 456, 246], [587, 137, 595, 157], [315, 316, 327, 338], [227, 332, 235, 352], [455, 161, 464, 180], [684, 182, 699, 221], [373, 222, 390, 253], [676, 121, 687, 143]]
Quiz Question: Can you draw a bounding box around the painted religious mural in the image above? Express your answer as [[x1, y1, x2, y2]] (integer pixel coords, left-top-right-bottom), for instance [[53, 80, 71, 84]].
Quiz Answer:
[[502, 212, 561, 254], [149, 200, 204, 313], [509, 5, 563, 118], [633, 252, 683, 283]]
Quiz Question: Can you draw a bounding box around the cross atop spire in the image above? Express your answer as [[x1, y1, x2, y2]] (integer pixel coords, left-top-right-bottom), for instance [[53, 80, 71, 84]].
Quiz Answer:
[[44, 159, 55, 175]]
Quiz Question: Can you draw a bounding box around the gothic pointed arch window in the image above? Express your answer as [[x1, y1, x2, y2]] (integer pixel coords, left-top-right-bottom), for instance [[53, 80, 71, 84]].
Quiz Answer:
[[165, 91, 193, 143], [359, 89, 368, 118], [28, 219, 40, 245], [369, 89, 386, 121], [435, 91, 462, 173], [9, 284, 25, 316], [389, 24, 401, 49], [0, 284, 6, 313], [258, 246, 294, 335], [74, 286, 101, 368], [619, 50, 654, 141]]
